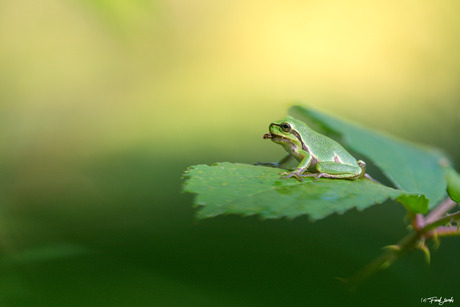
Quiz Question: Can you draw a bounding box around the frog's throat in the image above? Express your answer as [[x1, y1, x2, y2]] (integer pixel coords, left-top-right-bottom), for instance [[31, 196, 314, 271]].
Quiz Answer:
[[269, 135, 301, 155], [265, 130, 308, 152]]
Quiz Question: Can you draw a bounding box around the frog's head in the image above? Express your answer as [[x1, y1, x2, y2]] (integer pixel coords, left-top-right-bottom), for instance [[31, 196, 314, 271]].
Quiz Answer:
[[263, 115, 304, 149]]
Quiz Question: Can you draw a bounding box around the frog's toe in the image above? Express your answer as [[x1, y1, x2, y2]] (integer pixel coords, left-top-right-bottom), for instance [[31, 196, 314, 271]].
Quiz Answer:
[[314, 173, 325, 181], [280, 171, 304, 181], [299, 173, 316, 178]]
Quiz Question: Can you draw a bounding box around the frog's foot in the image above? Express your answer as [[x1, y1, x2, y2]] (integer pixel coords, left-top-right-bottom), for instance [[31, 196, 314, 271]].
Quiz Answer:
[[300, 172, 324, 181], [280, 171, 304, 181]]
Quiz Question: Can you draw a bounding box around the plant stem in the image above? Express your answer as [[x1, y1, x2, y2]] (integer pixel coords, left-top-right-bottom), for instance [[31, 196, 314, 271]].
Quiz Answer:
[[345, 231, 418, 288], [425, 198, 457, 224], [346, 197, 459, 288], [422, 211, 460, 232], [425, 226, 460, 239]]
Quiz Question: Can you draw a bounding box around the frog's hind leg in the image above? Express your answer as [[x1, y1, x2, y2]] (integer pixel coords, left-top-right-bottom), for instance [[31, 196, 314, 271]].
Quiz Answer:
[[308, 161, 363, 180]]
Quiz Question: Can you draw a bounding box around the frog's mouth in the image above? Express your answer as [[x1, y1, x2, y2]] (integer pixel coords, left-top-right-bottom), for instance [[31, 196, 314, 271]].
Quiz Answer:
[[263, 133, 273, 139], [263, 133, 289, 143]]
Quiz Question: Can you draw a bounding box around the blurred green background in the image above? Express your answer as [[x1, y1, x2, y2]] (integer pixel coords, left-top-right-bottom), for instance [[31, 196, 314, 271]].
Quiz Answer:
[[1, 0, 460, 306]]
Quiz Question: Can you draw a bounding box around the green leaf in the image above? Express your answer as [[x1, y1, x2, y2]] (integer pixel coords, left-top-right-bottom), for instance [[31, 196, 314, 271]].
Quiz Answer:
[[290, 105, 448, 209], [444, 167, 460, 203], [183, 162, 426, 221], [396, 194, 429, 215]]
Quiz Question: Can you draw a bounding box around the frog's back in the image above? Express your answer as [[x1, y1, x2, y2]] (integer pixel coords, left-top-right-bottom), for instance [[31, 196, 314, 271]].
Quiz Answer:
[[292, 118, 358, 165]]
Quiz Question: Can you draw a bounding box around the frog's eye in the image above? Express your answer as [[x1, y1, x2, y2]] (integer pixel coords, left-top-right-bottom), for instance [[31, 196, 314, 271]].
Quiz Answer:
[[281, 123, 291, 132]]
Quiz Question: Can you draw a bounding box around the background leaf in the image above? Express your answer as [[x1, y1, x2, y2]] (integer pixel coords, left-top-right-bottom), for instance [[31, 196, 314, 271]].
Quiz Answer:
[[183, 162, 426, 220], [290, 105, 448, 208], [445, 167, 460, 203]]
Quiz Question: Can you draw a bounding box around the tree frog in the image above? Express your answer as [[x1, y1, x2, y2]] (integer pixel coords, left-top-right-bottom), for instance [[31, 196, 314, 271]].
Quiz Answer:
[[263, 115, 366, 181]]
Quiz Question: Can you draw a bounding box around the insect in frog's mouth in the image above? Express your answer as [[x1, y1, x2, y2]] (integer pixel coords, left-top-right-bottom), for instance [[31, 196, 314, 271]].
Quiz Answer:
[[263, 133, 287, 142]]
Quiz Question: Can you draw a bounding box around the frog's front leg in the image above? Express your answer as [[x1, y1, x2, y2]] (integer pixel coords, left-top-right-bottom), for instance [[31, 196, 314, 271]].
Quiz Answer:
[[280, 150, 312, 181]]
